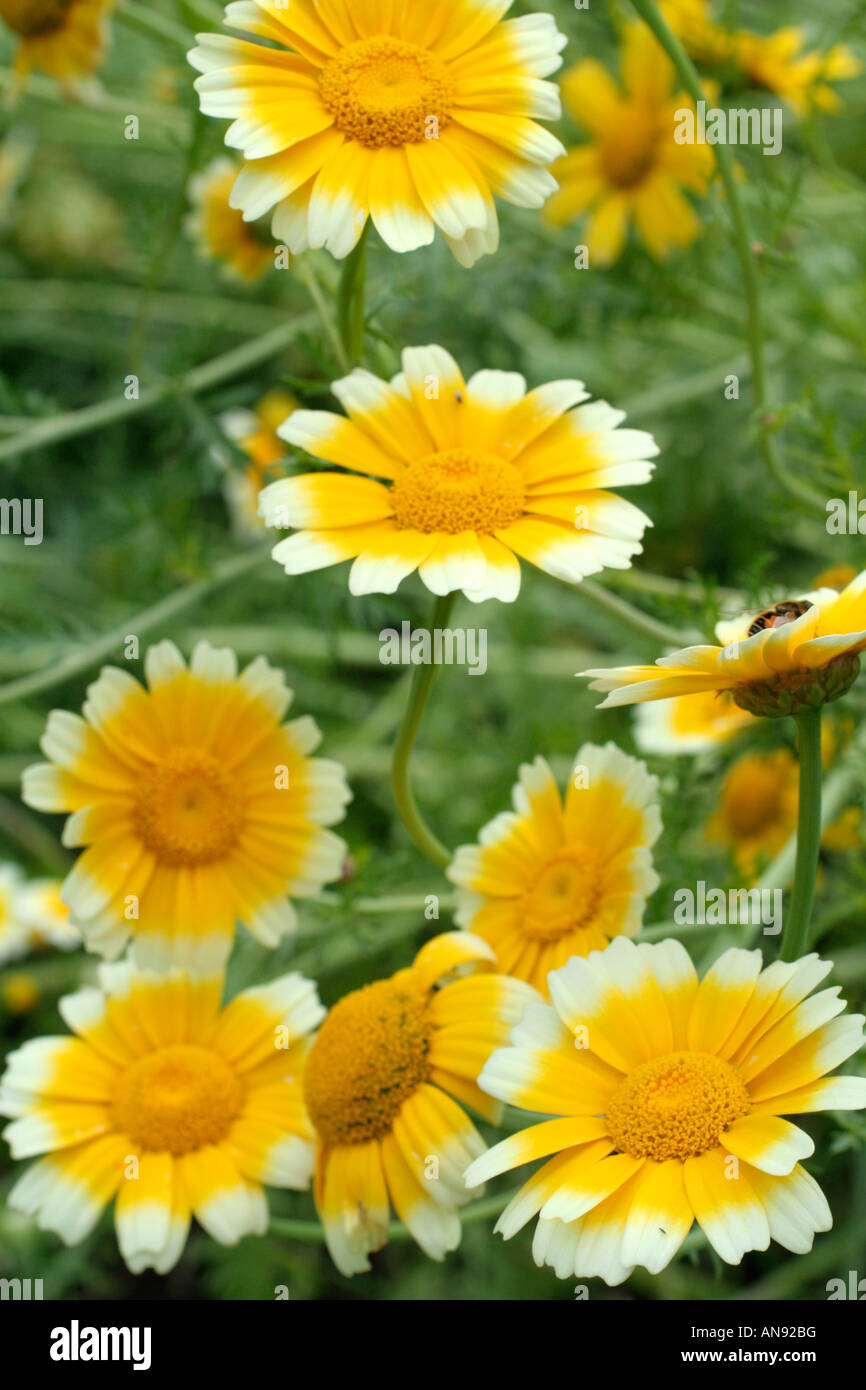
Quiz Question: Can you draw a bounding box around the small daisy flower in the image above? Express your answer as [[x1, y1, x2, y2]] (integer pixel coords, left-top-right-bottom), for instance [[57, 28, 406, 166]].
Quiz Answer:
[[634, 689, 755, 756], [582, 572, 866, 718], [0, 0, 113, 86], [466, 936, 866, 1284], [186, 156, 275, 281], [187, 0, 567, 267], [545, 23, 714, 266], [1, 963, 324, 1273], [18, 879, 81, 953], [22, 640, 351, 971], [706, 750, 800, 879], [260, 344, 657, 601], [217, 389, 294, 540], [447, 746, 661, 993], [302, 931, 539, 1275]]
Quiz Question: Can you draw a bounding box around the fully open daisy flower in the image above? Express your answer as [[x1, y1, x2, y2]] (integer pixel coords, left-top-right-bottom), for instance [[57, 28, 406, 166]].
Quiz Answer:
[[707, 750, 800, 879], [302, 931, 539, 1275], [1, 962, 324, 1273], [545, 24, 713, 265], [447, 746, 661, 993], [260, 344, 657, 601], [21, 640, 350, 971], [217, 389, 294, 539], [583, 572, 866, 718], [465, 936, 866, 1284], [0, 0, 113, 85], [186, 156, 275, 281], [187, 0, 567, 267], [634, 689, 755, 756]]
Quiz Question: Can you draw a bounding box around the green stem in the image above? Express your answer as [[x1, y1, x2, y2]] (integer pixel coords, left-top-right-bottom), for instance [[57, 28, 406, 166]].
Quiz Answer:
[[0, 313, 318, 464], [390, 593, 456, 871], [781, 708, 823, 961], [578, 577, 701, 648], [0, 545, 270, 707], [268, 1191, 515, 1245], [336, 221, 370, 367], [628, 0, 824, 510]]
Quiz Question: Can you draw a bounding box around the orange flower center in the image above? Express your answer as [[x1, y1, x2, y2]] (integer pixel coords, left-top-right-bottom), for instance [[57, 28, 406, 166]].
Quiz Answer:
[[522, 849, 601, 941], [722, 756, 789, 838], [114, 1045, 244, 1155], [605, 1051, 750, 1162], [602, 108, 661, 188], [0, 0, 72, 36], [390, 449, 526, 535], [303, 974, 431, 1145], [319, 37, 454, 148], [132, 748, 243, 867]]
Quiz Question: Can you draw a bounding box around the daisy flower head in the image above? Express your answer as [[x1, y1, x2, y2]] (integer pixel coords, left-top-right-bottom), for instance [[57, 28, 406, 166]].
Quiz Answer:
[[18, 878, 81, 953], [634, 689, 755, 756], [0, 863, 30, 965], [301, 931, 539, 1275], [259, 344, 657, 602], [1, 963, 324, 1273], [706, 749, 799, 880], [466, 936, 866, 1284], [733, 28, 860, 117], [447, 746, 661, 993], [21, 640, 351, 972], [545, 22, 714, 266], [186, 156, 275, 281], [187, 0, 567, 267], [583, 571, 866, 718], [0, 0, 113, 85], [217, 389, 295, 539]]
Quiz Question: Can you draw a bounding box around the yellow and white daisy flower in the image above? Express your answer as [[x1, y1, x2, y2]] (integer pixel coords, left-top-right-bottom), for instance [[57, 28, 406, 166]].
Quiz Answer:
[[187, 0, 567, 267], [634, 689, 755, 756], [21, 640, 351, 971], [466, 936, 866, 1284], [545, 23, 714, 265], [260, 344, 657, 601], [217, 389, 294, 539], [18, 878, 81, 953], [1, 962, 324, 1273], [446, 746, 661, 993], [706, 750, 799, 879], [302, 931, 539, 1275], [0, 0, 113, 85], [186, 155, 275, 281], [583, 572, 866, 718]]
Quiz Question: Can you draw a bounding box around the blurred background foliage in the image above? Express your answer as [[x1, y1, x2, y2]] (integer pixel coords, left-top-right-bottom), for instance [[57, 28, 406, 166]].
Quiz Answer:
[[0, 0, 865, 1300]]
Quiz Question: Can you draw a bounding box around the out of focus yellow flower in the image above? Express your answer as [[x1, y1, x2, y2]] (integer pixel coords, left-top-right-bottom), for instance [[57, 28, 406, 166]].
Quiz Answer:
[[547, 24, 713, 265], [218, 390, 295, 541], [0, 0, 113, 87], [186, 156, 275, 282], [1, 972, 40, 1015], [733, 29, 860, 116], [814, 564, 858, 592]]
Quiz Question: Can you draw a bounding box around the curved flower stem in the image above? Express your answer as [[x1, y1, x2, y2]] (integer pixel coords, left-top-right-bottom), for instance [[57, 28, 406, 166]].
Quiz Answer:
[[628, 0, 824, 510], [579, 578, 702, 648], [390, 593, 456, 872], [781, 708, 823, 962], [336, 221, 370, 367]]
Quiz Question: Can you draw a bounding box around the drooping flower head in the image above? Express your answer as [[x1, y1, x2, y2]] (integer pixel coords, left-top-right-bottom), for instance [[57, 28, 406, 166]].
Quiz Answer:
[[301, 931, 539, 1275], [187, 0, 567, 266], [545, 23, 714, 265], [22, 640, 351, 971], [0, 0, 113, 84], [447, 746, 661, 994], [634, 689, 755, 756], [466, 936, 866, 1284], [582, 572, 866, 718], [1, 963, 324, 1273], [186, 156, 275, 281], [260, 344, 657, 601]]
